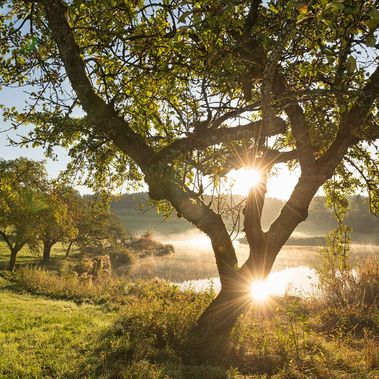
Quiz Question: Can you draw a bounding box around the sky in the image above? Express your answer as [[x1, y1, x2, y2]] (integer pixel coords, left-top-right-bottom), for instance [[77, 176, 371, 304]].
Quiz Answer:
[[0, 86, 73, 184]]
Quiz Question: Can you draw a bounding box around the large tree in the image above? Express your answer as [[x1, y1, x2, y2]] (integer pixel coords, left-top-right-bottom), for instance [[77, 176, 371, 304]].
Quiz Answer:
[[1, 0, 378, 352]]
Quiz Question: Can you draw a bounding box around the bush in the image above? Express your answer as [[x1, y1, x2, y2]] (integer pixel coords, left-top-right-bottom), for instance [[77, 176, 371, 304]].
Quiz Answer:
[[74, 255, 112, 279], [123, 232, 175, 258], [109, 247, 135, 268], [155, 244, 175, 257]]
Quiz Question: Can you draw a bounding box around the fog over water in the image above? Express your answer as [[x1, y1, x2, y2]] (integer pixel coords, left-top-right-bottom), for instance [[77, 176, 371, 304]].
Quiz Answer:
[[121, 230, 379, 297]]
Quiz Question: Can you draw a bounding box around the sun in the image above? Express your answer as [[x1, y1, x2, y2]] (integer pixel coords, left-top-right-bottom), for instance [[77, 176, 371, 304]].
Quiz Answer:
[[228, 168, 261, 196], [250, 280, 271, 302]]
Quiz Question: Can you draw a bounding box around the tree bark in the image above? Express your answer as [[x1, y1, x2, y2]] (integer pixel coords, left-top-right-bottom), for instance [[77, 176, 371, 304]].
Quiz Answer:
[[65, 241, 74, 259], [9, 249, 18, 271], [42, 241, 53, 264], [188, 272, 252, 362]]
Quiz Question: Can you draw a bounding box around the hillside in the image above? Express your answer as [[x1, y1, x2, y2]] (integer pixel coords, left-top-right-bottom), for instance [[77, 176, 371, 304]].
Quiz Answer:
[[112, 193, 379, 244]]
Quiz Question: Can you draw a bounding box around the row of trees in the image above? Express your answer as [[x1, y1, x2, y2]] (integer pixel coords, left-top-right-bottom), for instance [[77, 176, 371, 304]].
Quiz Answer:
[[0, 158, 127, 270]]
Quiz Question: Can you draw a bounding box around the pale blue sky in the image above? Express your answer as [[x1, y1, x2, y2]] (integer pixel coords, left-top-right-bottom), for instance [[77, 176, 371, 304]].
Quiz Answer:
[[0, 86, 70, 179]]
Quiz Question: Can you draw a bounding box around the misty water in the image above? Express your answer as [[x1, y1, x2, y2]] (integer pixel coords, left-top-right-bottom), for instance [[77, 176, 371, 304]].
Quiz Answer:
[[119, 230, 379, 297]]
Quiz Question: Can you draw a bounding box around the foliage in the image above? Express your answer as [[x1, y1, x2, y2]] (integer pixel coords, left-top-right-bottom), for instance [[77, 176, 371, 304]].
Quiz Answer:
[[0, 158, 48, 268], [0, 0, 377, 219], [318, 256, 379, 310], [109, 247, 135, 267], [126, 232, 175, 258], [73, 195, 131, 254], [38, 183, 79, 249]]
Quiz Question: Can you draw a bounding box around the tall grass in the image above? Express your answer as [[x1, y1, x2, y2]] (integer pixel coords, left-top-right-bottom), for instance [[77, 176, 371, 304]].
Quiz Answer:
[[5, 266, 378, 377], [318, 256, 379, 309]]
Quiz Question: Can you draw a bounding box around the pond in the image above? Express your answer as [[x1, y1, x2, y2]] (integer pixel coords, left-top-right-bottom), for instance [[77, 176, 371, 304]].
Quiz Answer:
[[119, 230, 379, 297]]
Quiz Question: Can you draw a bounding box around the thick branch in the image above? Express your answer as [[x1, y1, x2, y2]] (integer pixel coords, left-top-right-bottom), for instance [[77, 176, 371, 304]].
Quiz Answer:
[[42, 0, 153, 167], [261, 174, 326, 273], [145, 167, 238, 288], [242, 172, 267, 275], [153, 117, 287, 165], [0, 230, 13, 251], [273, 72, 316, 172], [210, 102, 260, 130], [317, 64, 379, 176], [244, 1, 261, 36]]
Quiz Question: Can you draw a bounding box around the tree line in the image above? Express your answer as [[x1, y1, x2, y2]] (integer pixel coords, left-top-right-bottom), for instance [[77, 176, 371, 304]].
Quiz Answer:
[[0, 158, 128, 271]]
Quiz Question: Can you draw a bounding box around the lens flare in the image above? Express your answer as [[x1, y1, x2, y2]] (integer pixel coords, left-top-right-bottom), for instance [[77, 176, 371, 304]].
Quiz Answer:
[[250, 280, 271, 302], [228, 168, 261, 196]]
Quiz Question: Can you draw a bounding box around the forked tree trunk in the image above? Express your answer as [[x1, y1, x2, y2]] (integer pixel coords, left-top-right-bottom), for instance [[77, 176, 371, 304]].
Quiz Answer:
[[190, 282, 251, 355]]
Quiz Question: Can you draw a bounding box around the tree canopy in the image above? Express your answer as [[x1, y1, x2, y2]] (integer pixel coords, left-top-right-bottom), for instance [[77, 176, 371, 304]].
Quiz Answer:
[[1, 0, 378, 347], [0, 158, 47, 270]]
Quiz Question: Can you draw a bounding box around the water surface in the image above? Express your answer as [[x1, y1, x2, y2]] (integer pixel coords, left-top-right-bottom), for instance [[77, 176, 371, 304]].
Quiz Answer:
[[120, 231, 379, 296]]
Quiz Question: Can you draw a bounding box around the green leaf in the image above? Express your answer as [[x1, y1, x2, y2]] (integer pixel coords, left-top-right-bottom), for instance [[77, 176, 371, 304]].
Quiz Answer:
[[364, 35, 377, 48], [178, 11, 191, 23], [346, 56, 356, 74]]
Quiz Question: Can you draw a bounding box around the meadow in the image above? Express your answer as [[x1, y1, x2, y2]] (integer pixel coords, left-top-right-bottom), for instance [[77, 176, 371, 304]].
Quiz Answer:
[[0, 242, 378, 378]]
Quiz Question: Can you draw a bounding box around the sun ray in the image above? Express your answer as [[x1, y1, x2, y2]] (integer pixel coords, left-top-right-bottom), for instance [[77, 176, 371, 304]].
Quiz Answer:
[[228, 168, 262, 196]]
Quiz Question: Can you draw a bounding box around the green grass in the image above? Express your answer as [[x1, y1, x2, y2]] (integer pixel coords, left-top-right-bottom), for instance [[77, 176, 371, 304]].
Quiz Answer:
[[0, 289, 114, 378], [0, 241, 81, 271], [0, 268, 378, 378]]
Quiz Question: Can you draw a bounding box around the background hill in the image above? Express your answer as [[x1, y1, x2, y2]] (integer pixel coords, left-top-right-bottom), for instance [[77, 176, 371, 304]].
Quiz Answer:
[[111, 193, 379, 244]]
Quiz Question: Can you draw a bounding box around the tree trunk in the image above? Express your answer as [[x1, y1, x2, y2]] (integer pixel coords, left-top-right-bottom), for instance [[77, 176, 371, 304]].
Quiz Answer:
[[42, 241, 53, 264], [65, 241, 74, 259], [188, 274, 251, 362], [9, 249, 18, 271]]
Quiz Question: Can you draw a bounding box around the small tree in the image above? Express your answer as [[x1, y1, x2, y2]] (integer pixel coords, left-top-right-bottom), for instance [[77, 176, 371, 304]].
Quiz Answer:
[[63, 194, 129, 257], [38, 184, 78, 263], [0, 159, 47, 270]]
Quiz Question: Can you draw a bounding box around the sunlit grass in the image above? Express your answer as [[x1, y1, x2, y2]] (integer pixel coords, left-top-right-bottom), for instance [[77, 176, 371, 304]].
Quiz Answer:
[[0, 265, 378, 377]]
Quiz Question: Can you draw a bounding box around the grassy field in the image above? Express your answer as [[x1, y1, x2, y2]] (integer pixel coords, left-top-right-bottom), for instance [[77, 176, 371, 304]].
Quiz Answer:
[[0, 242, 68, 269], [0, 265, 378, 378], [0, 287, 114, 377], [1, 239, 378, 378]]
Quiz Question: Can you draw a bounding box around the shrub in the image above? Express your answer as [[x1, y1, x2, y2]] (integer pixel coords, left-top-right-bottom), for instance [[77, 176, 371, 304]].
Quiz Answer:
[[109, 247, 135, 268], [125, 232, 175, 258], [156, 244, 174, 257], [72, 255, 112, 279]]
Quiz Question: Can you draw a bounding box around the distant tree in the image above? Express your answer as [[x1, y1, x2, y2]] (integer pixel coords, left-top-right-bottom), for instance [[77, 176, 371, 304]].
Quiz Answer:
[[66, 195, 129, 256], [38, 184, 78, 263], [1, 0, 378, 354], [0, 159, 47, 270]]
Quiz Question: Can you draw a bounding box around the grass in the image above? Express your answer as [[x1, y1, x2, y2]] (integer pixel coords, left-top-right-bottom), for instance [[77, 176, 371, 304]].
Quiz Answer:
[[0, 242, 78, 271], [0, 289, 114, 378], [0, 265, 378, 378]]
